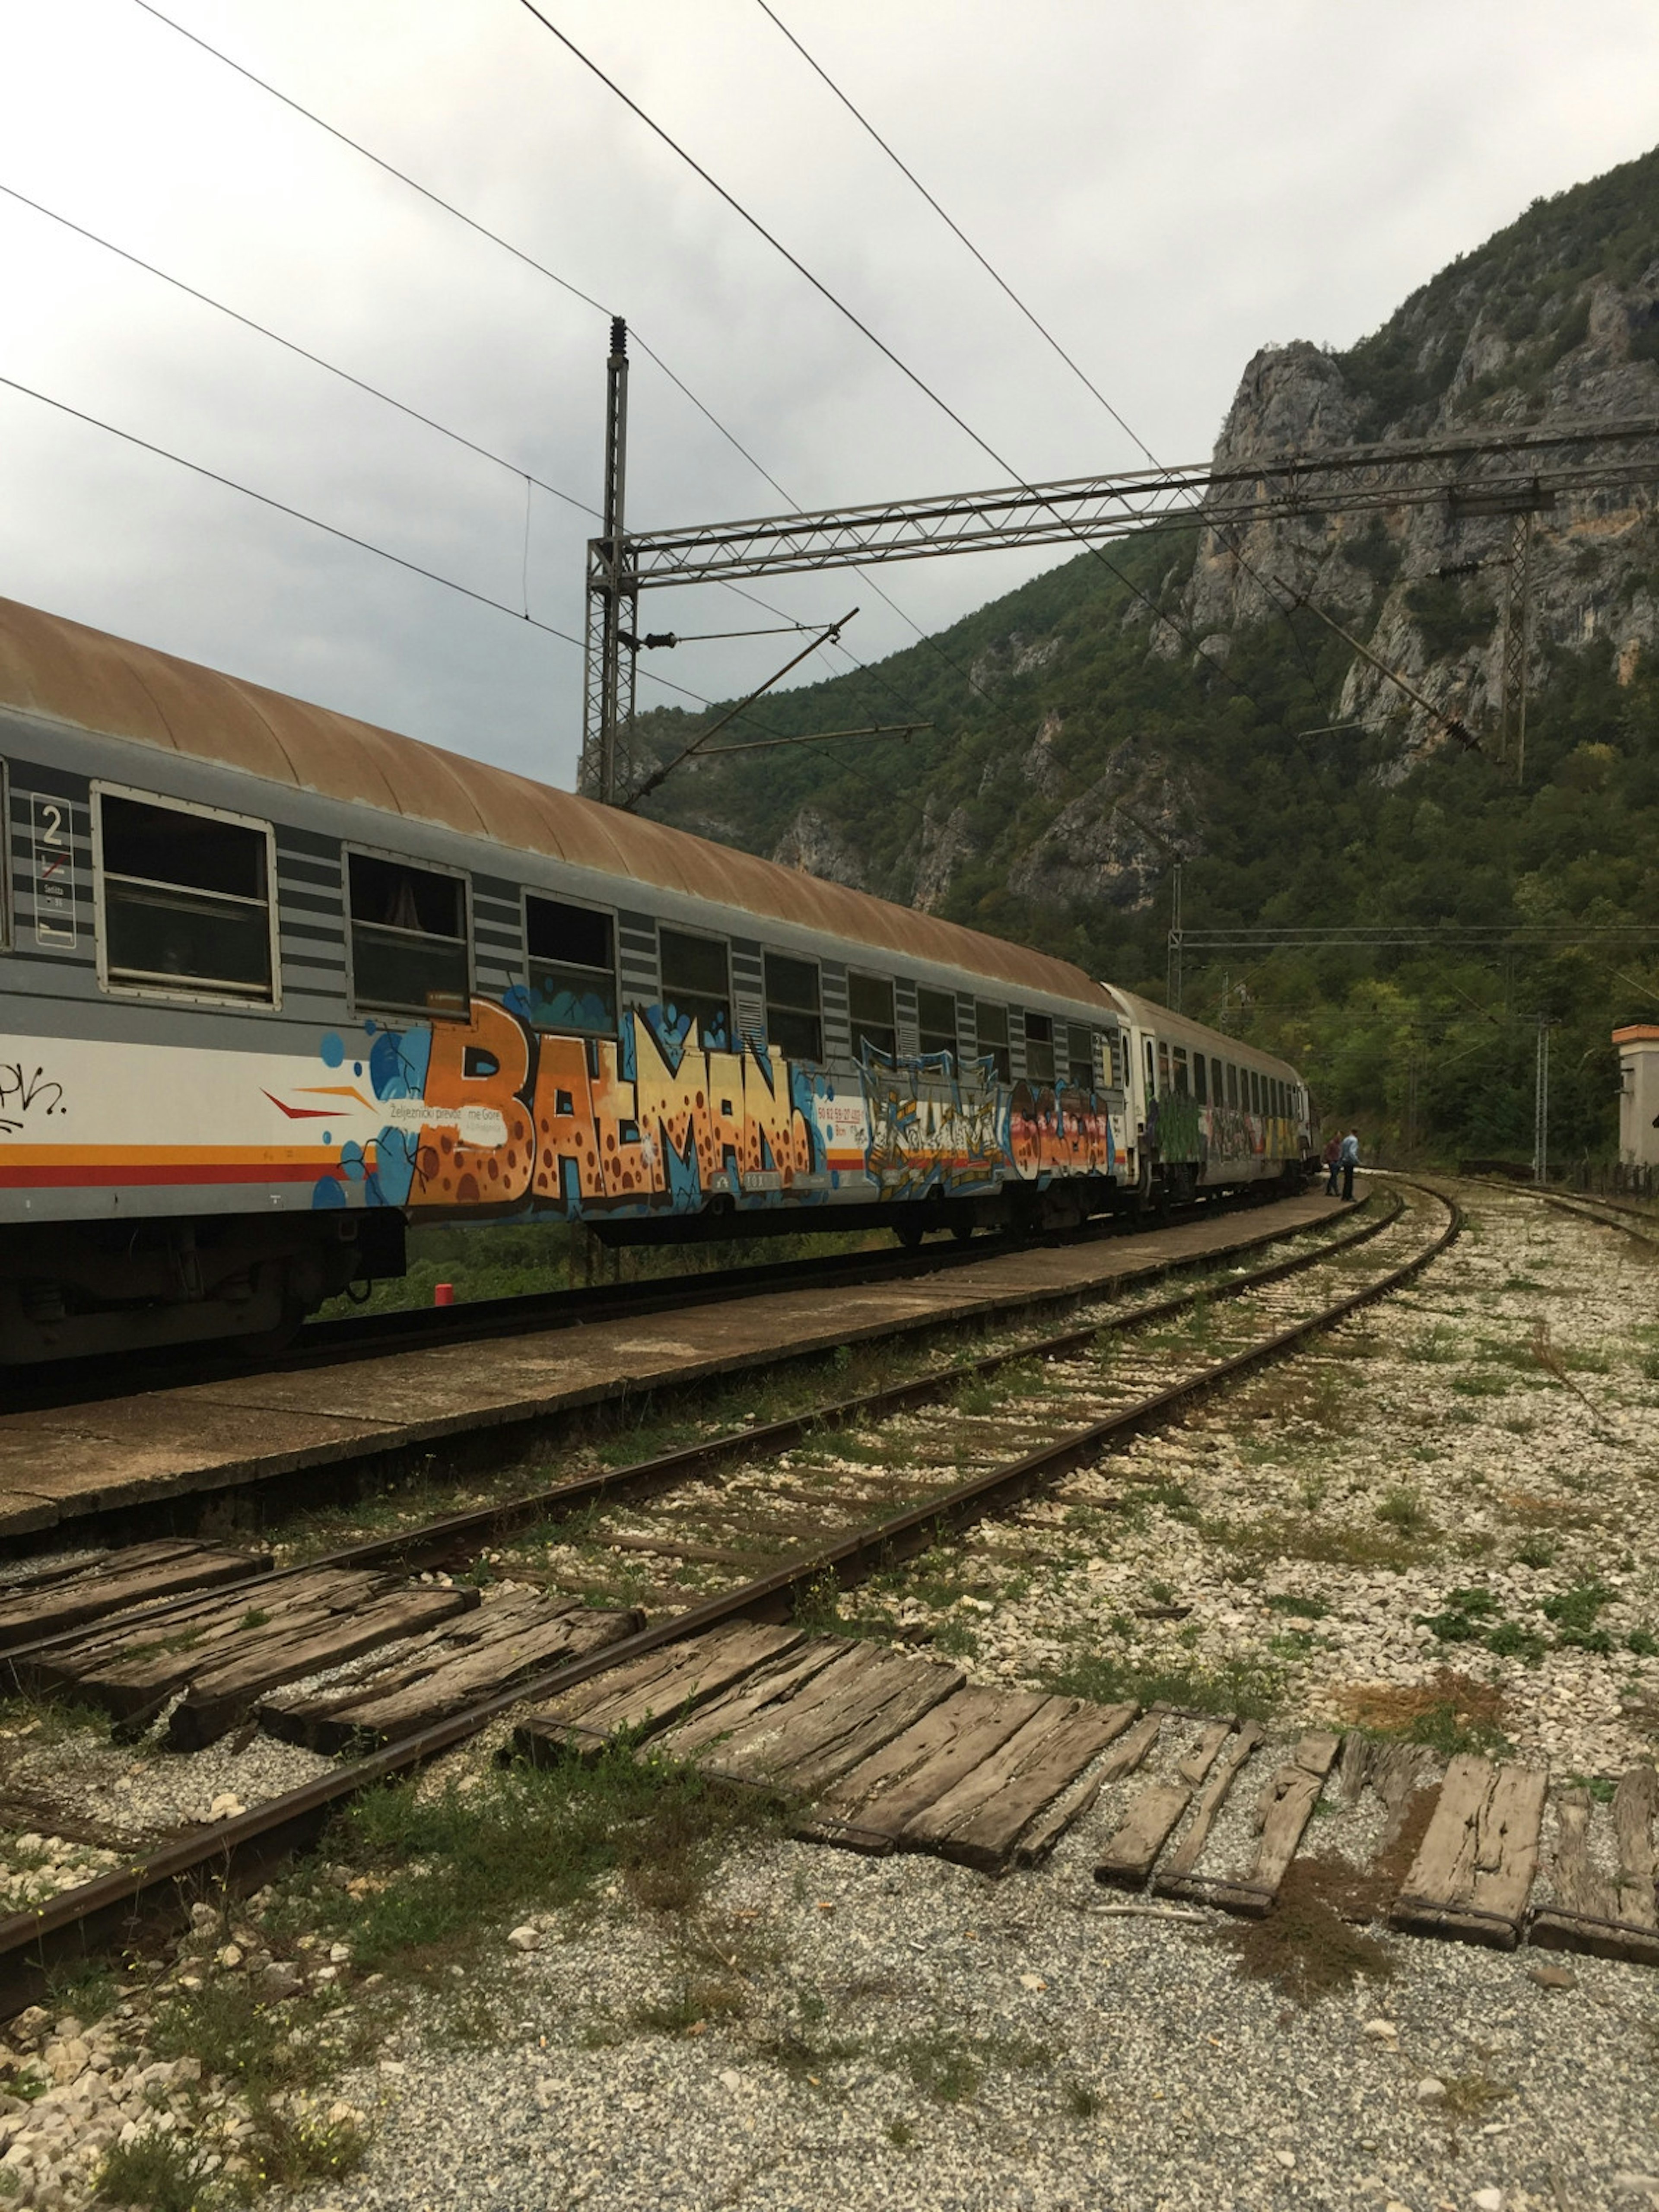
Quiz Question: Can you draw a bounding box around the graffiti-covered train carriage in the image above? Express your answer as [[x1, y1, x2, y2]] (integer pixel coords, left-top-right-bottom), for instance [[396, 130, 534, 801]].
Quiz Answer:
[[0, 595, 1313, 1365]]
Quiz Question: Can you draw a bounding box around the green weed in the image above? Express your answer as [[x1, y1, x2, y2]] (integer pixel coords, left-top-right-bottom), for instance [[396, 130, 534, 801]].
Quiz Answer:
[[1403, 1697, 1510, 1759], [1041, 1647, 1284, 1721], [1201, 1510, 1420, 1573], [886, 2026, 1052, 2107], [94, 2131, 216, 2212], [1405, 1328, 1462, 1363], [632, 1974, 750, 2035], [749, 2025, 862, 2082], [1376, 1487, 1429, 1534], [1485, 1620, 1548, 1664], [1560, 1774, 1618, 1804], [1542, 1583, 1615, 1649], [1438, 2073, 1512, 2123], [262, 1748, 788, 1981]]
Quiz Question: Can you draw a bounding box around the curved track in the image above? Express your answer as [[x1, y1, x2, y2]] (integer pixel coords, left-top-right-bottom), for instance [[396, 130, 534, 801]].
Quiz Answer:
[[1465, 1173, 1659, 1248], [0, 1181, 1459, 2013]]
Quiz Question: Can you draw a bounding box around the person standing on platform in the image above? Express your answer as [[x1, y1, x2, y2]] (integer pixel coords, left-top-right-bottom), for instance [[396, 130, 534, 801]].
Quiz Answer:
[[1323, 1135, 1341, 1196], [1339, 1129, 1359, 1201]]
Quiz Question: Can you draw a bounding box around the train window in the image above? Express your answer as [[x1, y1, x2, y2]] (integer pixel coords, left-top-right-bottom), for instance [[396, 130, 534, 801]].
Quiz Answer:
[[764, 952, 823, 1062], [917, 986, 957, 1062], [1226, 1063, 1239, 1109], [524, 896, 615, 1033], [97, 789, 275, 1002], [1144, 1038, 1156, 1100], [659, 927, 731, 1047], [1172, 1046, 1189, 1095], [1024, 1013, 1056, 1085], [847, 971, 897, 1061], [1193, 1052, 1208, 1105], [1157, 1040, 1172, 1096], [975, 1002, 1011, 1082], [349, 852, 468, 1018], [1068, 1025, 1095, 1090], [1211, 1056, 1224, 1102], [1250, 1069, 1262, 1115]]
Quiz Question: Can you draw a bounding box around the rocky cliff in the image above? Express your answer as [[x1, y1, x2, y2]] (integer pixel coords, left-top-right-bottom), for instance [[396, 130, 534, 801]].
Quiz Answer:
[[636, 146, 1659, 1157]]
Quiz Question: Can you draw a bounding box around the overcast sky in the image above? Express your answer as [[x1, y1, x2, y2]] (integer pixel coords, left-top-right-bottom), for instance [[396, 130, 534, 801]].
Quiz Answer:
[[3, 0, 1656, 790]]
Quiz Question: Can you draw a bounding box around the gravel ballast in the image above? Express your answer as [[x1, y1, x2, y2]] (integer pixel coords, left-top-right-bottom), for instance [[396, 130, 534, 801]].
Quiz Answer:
[[2, 1179, 1657, 2212]]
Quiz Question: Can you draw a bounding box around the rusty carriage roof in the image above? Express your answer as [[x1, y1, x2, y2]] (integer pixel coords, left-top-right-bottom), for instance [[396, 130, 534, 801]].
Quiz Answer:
[[0, 594, 1109, 1008]]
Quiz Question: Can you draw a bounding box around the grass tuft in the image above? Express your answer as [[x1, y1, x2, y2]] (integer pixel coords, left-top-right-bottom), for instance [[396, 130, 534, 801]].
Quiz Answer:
[[1041, 1647, 1284, 1721], [95, 2131, 215, 2212], [264, 1747, 788, 1983]]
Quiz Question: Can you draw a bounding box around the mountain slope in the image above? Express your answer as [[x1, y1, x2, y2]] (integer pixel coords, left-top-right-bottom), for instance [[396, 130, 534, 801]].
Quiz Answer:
[[635, 147, 1659, 1160]]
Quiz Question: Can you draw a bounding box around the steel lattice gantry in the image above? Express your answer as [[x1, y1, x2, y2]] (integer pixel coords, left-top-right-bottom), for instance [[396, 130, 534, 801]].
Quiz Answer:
[[580, 413, 1659, 795]]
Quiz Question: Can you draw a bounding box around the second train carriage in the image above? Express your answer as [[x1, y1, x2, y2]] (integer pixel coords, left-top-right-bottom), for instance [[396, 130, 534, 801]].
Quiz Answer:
[[0, 594, 1311, 1364]]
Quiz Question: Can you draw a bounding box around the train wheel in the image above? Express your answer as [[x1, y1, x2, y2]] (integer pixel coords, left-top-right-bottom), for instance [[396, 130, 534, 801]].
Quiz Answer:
[[894, 1218, 925, 1250], [238, 1297, 308, 1357], [951, 1220, 975, 1245]]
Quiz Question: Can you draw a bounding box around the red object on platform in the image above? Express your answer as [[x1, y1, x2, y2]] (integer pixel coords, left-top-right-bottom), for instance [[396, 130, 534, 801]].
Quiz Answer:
[[434, 1282, 455, 1306]]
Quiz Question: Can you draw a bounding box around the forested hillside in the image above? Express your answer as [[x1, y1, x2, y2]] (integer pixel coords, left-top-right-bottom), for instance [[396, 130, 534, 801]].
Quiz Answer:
[[632, 147, 1659, 1160]]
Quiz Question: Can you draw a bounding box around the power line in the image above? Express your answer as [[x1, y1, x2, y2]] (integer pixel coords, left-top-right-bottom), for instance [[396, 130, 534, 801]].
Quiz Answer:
[[128, 0, 805, 515], [753, 0, 1157, 469], [0, 372, 725, 712], [126, 1, 954, 757], [518, 3, 1314, 737], [0, 181, 600, 517], [752, 1, 1331, 692]]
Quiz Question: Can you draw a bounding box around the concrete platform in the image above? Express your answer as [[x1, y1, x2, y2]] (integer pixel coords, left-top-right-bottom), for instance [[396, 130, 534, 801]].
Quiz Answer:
[[0, 1192, 1345, 1543]]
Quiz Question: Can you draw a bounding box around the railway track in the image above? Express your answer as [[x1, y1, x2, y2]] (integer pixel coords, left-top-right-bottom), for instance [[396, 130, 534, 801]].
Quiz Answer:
[[2, 1185, 1300, 1418], [1465, 1173, 1659, 1247], [0, 1179, 1456, 2014]]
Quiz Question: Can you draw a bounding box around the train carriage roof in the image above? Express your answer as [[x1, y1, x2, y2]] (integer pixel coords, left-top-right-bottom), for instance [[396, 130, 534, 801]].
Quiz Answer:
[[1100, 984, 1303, 1084], [0, 593, 1109, 1008]]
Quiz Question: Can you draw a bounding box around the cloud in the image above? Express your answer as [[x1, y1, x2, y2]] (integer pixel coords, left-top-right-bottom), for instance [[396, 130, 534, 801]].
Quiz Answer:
[[2, 0, 1655, 786]]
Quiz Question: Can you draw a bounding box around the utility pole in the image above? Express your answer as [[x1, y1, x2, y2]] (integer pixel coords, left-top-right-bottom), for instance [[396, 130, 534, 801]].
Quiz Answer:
[[580, 317, 636, 804], [1166, 861, 1183, 1013], [1500, 507, 1536, 784], [1532, 1014, 1552, 1184], [1405, 1039, 1420, 1162], [1446, 483, 1550, 782]]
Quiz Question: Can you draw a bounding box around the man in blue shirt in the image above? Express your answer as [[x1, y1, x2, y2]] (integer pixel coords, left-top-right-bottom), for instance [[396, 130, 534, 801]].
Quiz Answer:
[[1339, 1130, 1359, 1201]]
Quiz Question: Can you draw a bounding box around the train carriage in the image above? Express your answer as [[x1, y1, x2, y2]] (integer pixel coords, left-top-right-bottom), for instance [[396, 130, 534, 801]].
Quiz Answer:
[[0, 594, 1310, 1365], [1104, 987, 1313, 1207]]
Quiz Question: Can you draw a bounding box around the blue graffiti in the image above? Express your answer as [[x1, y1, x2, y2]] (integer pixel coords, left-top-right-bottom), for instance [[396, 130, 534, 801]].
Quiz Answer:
[[368, 1027, 430, 1102]]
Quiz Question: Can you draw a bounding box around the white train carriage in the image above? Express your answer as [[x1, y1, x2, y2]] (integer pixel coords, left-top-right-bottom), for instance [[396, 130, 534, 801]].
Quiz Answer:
[[1104, 988, 1314, 1207], [0, 594, 1311, 1364]]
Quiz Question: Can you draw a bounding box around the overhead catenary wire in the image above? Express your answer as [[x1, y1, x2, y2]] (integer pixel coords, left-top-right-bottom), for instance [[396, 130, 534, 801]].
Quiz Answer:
[[0, 372, 731, 711], [518, 2, 1322, 739], [126, 0, 954, 760], [753, 0, 1157, 470], [752, 0, 1329, 695], [129, 0, 808, 522], [0, 181, 601, 517]]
